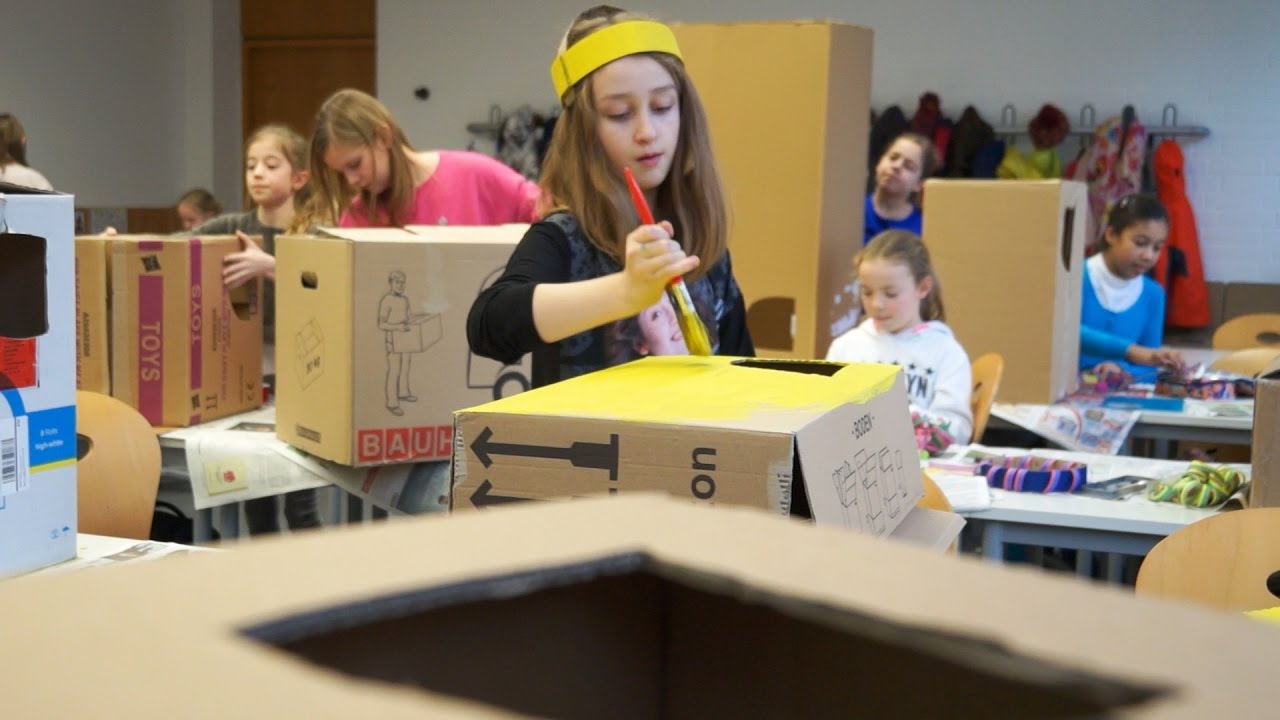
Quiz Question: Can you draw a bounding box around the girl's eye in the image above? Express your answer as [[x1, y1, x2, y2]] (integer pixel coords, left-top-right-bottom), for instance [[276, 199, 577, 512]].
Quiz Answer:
[[606, 111, 631, 121], [652, 104, 674, 114]]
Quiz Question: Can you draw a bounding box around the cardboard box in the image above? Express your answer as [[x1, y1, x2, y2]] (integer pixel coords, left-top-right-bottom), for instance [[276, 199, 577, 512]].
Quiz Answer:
[[0, 185, 78, 576], [110, 235, 264, 427], [74, 236, 111, 394], [453, 356, 936, 540], [4, 495, 1280, 717], [275, 226, 531, 467], [673, 21, 871, 359], [923, 180, 1087, 403], [1250, 355, 1280, 507]]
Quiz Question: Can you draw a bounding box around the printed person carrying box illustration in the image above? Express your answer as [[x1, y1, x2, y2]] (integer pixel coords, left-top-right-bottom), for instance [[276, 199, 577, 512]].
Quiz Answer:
[[378, 269, 441, 416]]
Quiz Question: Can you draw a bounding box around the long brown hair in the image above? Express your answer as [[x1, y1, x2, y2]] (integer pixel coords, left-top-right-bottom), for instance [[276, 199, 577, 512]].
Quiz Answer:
[[539, 7, 727, 279], [858, 230, 946, 322], [0, 113, 27, 166], [308, 89, 417, 227]]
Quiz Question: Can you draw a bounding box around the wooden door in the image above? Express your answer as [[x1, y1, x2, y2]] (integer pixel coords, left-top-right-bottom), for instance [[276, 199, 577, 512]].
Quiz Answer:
[[241, 0, 376, 141]]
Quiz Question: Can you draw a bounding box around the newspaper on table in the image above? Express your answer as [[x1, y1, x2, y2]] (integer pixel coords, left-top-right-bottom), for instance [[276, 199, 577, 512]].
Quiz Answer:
[[273, 444, 450, 516], [183, 417, 330, 510], [991, 401, 1140, 455], [28, 535, 214, 575]]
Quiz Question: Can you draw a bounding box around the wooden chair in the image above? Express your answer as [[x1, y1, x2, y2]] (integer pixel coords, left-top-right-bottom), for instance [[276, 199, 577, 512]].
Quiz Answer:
[[1209, 347, 1280, 377], [918, 472, 952, 513], [1135, 508, 1280, 612], [76, 390, 162, 539], [969, 353, 1004, 442], [1212, 313, 1280, 351]]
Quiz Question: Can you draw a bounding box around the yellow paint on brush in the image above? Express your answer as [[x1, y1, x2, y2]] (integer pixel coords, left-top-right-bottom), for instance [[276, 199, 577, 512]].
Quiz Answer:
[[462, 356, 900, 422]]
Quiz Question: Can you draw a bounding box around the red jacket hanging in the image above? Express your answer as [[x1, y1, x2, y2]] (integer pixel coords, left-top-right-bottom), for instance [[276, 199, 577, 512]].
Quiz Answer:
[[1152, 139, 1210, 328]]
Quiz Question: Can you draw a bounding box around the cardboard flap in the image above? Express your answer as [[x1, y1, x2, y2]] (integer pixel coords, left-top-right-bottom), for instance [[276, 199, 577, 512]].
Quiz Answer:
[[889, 506, 966, 552], [316, 227, 421, 242], [1262, 354, 1280, 380], [6, 496, 1280, 716], [404, 224, 530, 245], [794, 372, 921, 535]]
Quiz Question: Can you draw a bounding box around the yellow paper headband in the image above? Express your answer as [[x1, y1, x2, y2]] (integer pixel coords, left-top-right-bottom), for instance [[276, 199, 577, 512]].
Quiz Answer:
[[550, 20, 682, 102]]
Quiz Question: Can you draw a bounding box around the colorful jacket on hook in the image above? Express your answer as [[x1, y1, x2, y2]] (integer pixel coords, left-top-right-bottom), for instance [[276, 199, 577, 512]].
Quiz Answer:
[[1068, 113, 1147, 249], [1152, 139, 1209, 328]]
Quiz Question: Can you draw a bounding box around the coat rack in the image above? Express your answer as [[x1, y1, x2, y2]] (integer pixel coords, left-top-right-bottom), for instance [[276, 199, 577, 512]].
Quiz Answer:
[[995, 103, 1210, 140]]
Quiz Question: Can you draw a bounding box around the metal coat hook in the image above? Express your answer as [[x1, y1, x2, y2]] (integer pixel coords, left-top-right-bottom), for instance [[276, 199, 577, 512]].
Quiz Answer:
[[1162, 103, 1179, 127]]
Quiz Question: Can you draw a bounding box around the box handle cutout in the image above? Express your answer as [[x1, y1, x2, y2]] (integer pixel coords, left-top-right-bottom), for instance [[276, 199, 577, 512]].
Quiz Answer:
[[228, 281, 257, 321], [1257, 331, 1280, 346], [732, 358, 843, 376], [0, 233, 49, 338], [301, 271, 318, 289], [1060, 206, 1076, 272]]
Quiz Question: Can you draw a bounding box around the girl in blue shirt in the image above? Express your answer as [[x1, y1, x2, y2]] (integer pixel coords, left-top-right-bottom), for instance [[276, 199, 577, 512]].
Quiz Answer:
[[1079, 193, 1185, 383], [864, 132, 935, 245]]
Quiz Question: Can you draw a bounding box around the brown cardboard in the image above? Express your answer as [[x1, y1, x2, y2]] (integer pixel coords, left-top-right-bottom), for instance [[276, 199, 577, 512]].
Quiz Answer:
[[453, 356, 927, 539], [110, 235, 264, 427], [4, 495, 1280, 718], [1250, 356, 1280, 507], [74, 236, 111, 393], [673, 21, 871, 359], [923, 180, 1087, 403], [274, 226, 530, 467]]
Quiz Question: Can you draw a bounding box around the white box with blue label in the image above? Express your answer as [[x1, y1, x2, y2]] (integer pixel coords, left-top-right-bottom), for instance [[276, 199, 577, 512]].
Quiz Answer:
[[0, 184, 78, 576]]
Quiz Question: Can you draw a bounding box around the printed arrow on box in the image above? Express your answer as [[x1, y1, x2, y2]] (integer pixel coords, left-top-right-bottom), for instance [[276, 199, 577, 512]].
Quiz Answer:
[[470, 426, 619, 480], [469, 479, 532, 508]]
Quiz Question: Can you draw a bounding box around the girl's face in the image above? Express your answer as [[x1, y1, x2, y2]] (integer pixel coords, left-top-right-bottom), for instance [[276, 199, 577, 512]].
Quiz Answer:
[[246, 138, 307, 210], [1103, 219, 1168, 279], [874, 138, 925, 196], [323, 132, 391, 195], [858, 257, 931, 334], [177, 201, 213, 230], [591, 55, 680, 192], [636, 298, 687, 355]]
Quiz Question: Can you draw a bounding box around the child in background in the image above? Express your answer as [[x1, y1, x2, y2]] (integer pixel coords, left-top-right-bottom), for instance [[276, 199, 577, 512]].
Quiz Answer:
[[176, 188, 222, 230], [308, 88, 540, 228], [864, 132, 935, 245], [0, 113, 53, 190], [1080, 193, 1184, 383], [826, 230, 972, 450], [192, 123, 320, 536], [467, 5, 753, 387]]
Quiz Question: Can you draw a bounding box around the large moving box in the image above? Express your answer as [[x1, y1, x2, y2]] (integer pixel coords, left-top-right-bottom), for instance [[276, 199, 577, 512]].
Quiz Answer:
[[74, 236, 111, 394], [923, 180, 1087, 403], [275, 226, 530, 467], [110, 235, 264, 427], [0, 185, 78, 576], [673, 21, 872, 359], [3, 496, 1279, 717], [453, 356, 941, 541]]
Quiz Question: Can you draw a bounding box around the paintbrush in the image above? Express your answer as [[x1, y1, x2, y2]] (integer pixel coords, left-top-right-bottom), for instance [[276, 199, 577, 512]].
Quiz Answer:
[[623, 167, 712, 356]]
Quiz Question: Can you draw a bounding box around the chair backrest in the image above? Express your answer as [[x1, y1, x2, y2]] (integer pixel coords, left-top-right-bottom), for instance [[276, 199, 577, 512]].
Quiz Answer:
[[1209, 347, 1280, 377], [75, 390, 162, 539], [1135, 508, 1280, 612], [917, 472, 952, 512], [969, 353, 1004, 442], [1212, 313, 1280, 350]]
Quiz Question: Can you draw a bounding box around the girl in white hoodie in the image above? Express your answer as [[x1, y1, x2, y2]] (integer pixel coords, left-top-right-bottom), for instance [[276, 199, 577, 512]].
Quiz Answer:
[[826, 230, 973, 449]]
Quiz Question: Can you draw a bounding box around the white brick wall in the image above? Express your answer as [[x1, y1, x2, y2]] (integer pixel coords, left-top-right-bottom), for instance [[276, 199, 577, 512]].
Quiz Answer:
[[381, 0, 1280, 283]]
